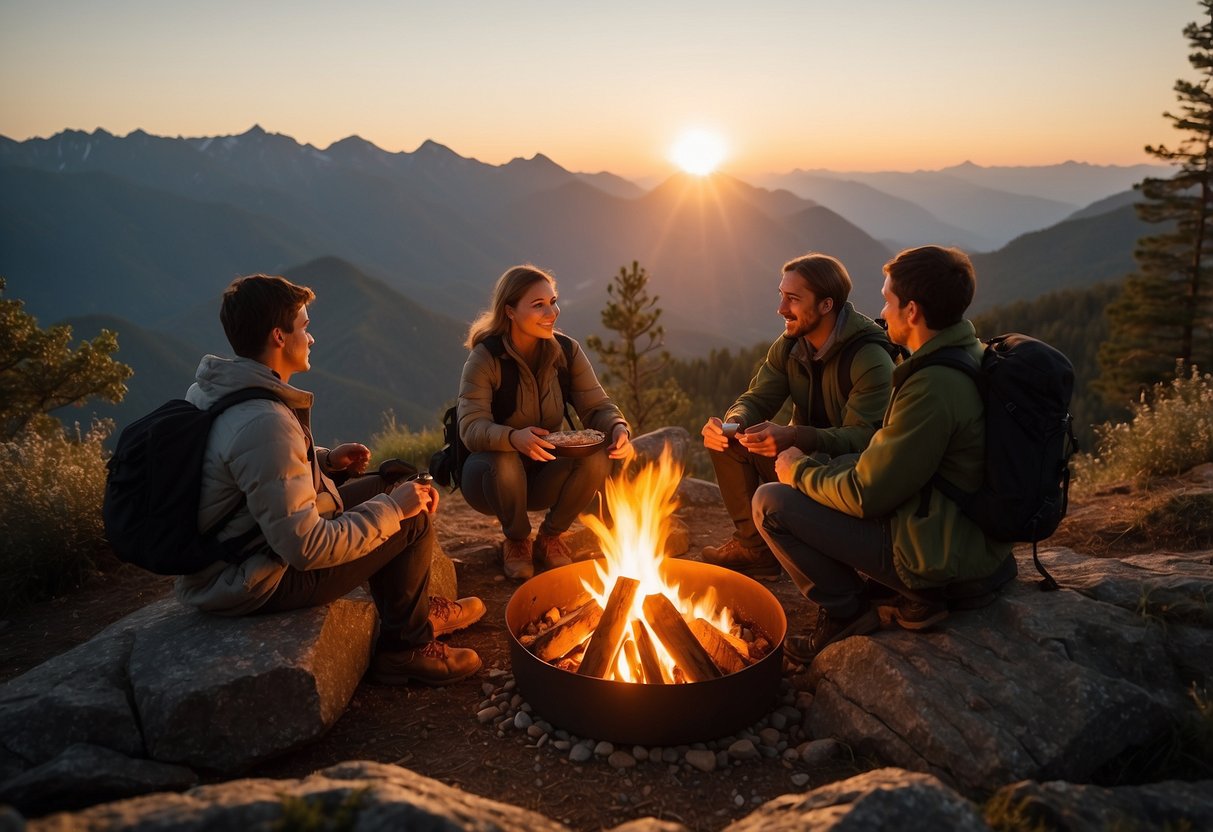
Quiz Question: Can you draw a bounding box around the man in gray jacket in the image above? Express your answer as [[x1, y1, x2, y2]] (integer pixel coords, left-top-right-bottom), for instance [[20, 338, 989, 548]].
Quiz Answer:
[[176, 274, 483, 686]]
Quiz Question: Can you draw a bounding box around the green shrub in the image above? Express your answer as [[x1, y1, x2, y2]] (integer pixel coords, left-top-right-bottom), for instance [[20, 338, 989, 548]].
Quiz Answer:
[[370, 412, 445, 472], [0, 421, 111, 615], [1073, 365, 1213, 492]]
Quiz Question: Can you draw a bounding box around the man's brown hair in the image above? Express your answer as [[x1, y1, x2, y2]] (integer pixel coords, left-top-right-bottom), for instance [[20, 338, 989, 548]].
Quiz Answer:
[[781, 253, 852, 309], [883, 246, 975, 330], [220, 274, 315, 358]]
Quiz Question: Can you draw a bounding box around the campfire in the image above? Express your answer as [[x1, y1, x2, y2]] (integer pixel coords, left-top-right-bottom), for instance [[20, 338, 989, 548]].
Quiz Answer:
[[518, 447, 772, 682], [506, 447, 787, 745]]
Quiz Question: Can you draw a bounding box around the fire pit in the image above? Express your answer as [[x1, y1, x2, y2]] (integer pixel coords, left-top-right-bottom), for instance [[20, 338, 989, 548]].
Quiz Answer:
[[504, 446, 787, 746]]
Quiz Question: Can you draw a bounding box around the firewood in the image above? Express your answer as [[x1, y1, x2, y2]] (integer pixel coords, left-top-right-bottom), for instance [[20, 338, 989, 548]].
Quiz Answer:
[[689, 618, 747, 675], [631, 619, 667, 684], [578, 576, 640, 678], [641, 593, 721, 682], [621, 637, 643, 683], [531, 598, 603, 661]]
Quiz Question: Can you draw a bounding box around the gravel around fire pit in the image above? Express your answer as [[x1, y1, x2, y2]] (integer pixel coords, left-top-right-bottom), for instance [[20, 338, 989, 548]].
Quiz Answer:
[[472, 666, 841, 781]]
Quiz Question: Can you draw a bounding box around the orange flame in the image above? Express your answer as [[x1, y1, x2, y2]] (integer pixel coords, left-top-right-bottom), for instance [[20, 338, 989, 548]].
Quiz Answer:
[[579, 444, 735, 682]]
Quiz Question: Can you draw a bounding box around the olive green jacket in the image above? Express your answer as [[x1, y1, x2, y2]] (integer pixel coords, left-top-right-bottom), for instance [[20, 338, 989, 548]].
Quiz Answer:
[[786, 320, 1012, 588], [724, 303, 895, 456]]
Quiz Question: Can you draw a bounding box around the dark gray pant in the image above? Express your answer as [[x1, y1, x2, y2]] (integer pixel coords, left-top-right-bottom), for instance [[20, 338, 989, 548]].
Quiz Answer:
[[257, 474, 434, 651], [709, 440, 778, 548], [752, 481, 906, 619], [461, 449, 612, 540]]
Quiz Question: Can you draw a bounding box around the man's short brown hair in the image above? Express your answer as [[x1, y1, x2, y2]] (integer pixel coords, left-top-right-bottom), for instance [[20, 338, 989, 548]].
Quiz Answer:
[[220, 274, 315, 358], [883, 246, 975, 330], [781, 253, 852, 309]]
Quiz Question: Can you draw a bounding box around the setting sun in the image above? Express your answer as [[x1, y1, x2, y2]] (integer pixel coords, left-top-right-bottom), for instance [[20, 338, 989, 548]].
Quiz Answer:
[[669, 129, 727, 175]]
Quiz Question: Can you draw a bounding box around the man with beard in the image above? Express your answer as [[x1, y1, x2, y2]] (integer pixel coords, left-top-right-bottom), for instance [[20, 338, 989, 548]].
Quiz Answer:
[[700, 253, 896, 579]]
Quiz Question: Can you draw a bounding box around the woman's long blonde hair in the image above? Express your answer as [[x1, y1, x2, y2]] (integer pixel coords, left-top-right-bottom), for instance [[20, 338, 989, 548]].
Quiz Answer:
[[464, 264, 557, 349]]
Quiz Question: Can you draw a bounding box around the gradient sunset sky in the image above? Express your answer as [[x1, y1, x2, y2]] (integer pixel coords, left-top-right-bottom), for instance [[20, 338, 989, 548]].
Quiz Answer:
[[0, 0, 1198, 178]]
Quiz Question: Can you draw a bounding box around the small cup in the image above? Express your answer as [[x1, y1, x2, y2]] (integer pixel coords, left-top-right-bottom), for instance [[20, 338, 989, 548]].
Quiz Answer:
[[721, 422, 740, 438], [411, 472, 435, 486]]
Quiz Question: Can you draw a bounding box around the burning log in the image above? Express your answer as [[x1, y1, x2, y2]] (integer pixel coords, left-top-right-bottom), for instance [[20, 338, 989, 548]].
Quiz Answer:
[[620, 637, 643, 683], [531, 598, 604, 661], [631, 620, 667, 684], [689, 618, 748, 675], [578, 577, 640, 678], [641, 593, 721, 682]]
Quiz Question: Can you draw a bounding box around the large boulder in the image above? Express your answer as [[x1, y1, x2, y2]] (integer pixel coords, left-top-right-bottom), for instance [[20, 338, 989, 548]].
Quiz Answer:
[[725, 768, 989, 831], [0, 594, 377, 814], [987, 778, 1213, 831], [630, 427, 691, 468], [125, 596, 375, 772], [27, 760, 571, 832], [806, 547, 1212, 794]]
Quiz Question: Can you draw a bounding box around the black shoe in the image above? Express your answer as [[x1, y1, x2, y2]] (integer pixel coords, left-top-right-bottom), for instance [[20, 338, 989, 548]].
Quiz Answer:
[[894, 597, 949, 631], [784, 604, 880, 665]]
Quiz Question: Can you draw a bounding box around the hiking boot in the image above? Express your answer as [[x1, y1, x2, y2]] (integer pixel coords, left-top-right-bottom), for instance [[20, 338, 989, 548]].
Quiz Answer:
[[700, 538, 782, 580], [428, 595, 486, 637], [502, 537, 534, 579], [784, 604, 879, 665], [369, 640, 482, 686], [534, 531, 573, 571], [894, 596, 949, 631]]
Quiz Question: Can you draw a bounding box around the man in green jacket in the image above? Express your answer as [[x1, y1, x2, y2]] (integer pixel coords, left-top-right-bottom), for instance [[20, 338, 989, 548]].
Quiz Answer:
[[700, 252, 895, 578], [753, 245, 1012, 664]]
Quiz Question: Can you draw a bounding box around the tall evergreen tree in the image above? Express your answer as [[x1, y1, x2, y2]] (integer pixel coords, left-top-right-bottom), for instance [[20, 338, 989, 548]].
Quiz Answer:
[[586, 261, 689, 435], [1097, 0, 1213, 405]]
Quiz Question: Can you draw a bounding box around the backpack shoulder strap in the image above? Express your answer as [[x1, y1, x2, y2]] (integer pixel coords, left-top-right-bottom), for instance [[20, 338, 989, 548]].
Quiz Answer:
[[835, 331, 899, 400], [483, 335, 521, 424], [892, 345, 980, 400], [209, 387, 284, 414]]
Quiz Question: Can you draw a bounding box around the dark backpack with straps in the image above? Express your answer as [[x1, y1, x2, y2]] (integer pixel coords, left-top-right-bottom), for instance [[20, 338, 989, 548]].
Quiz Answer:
[[429, 333, 577, 490], [896, 334, 1079, 591], [102, 388, 282, 575]]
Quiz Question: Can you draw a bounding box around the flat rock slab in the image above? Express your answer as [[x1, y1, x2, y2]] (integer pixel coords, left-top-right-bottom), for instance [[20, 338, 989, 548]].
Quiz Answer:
[[0, 593, 376, 811], [988, 778, 1213, 832], [807, 547, 1213, 794]]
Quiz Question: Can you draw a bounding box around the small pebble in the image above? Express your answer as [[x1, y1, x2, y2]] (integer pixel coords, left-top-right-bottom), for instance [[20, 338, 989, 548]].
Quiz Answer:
[[476, 707, 500, 724], [594, 740, 615, 757], [685, 749, 716, 772], [800, 738, 841, 766], [526, 724, 544, 738], [632, 746, 648, 761], [769, 712, 788, 730], [569, 744, 593, 763], [553, 740, 571, 751], [727, 739, 760, 760], [733, 795, 745, 807], [514, 711, 533, 730], [608, 751, 636, 769], [790, 773, 811, 787], [758, 728, 781, 747]]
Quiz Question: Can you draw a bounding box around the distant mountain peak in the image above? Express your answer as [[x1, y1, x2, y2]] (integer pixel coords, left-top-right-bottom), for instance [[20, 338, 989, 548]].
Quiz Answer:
[[242, 124, 267, 138], [414, 139, 460, 158]]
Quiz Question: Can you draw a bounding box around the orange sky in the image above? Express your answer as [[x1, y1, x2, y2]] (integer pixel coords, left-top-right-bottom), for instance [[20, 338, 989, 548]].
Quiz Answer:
[[0, 0, 1198, 178]]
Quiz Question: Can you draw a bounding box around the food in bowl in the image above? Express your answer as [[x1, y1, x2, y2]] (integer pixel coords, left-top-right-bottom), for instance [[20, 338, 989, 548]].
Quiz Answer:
[[545, 429, 606, 447]]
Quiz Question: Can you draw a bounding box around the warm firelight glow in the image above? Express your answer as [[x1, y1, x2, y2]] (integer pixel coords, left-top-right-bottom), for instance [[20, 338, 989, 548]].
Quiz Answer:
[[580, 445, 735, 683], [669, 129, 727, 175]]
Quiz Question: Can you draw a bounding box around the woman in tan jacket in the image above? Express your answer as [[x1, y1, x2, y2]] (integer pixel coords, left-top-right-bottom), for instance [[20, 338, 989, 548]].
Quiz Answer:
[[457, 265, 632, 579]]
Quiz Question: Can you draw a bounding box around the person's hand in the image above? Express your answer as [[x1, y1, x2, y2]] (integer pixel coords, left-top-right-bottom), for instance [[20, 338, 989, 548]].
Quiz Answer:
[[736, 422, 795, 458], [328, 442, 371, 474], [608, 424, 633, 460], [775, 447, 806, 485], [701, 417, 730, 452], [510, 426, 555, 461], [389, 479, 440, 519]]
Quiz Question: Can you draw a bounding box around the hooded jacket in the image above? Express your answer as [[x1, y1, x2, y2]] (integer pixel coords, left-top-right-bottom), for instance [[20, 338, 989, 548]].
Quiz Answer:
[[724, 303, 895, 456], [174, 355, 405, 614], [457, 332, 628, 452], [785, 320, 1012, 588]]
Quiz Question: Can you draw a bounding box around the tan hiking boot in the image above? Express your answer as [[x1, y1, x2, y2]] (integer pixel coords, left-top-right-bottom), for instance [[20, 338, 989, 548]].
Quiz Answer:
[[700, 538, 782, 579], [369, 640, 482, 686], [502, 537, 534, 579], [534, 531, 573, 571], [429, 595, 487, 637]]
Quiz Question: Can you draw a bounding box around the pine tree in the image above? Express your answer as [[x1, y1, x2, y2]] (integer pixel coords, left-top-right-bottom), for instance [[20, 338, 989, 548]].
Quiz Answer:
[[586, 262, 689, 435], [1097, 0, 1213, 405], [0, 278, 132, 440]]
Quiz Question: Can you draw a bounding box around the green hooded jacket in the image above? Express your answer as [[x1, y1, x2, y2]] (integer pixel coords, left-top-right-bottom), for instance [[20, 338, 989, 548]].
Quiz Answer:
[[786, 320, 1012, 588], [724, 303, 894, 456]]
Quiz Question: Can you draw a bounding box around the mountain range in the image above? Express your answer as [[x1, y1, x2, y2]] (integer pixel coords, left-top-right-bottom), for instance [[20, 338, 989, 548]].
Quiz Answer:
[[0, 126, 1170, 440]]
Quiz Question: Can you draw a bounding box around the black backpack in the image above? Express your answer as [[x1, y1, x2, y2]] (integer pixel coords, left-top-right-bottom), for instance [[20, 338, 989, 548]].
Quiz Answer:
[[898, 334, 1079, 591], [103, 388, 281, 575], [430, 333, 577, 490]]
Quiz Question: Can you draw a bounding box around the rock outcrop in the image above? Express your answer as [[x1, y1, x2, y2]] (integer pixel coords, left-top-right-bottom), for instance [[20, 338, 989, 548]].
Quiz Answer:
[[807, 547, 1213, 793], [0, 596, 375, 814]]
